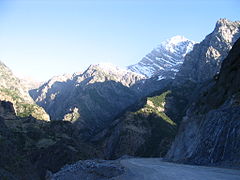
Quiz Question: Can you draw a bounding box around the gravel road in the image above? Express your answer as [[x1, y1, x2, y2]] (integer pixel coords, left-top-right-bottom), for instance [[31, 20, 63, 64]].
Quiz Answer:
[[115, 158, 240, 180]]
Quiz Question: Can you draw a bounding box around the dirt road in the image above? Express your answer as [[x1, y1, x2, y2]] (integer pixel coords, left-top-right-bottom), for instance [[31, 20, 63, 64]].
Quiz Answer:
[[115, 158, 240, 180]]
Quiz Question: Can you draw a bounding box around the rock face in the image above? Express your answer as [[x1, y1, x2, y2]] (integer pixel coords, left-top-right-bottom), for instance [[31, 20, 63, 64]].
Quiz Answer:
[[166, 38, 240, 166], [176, 19, 240, 84], [0, 61, 50, 121], [30, 63, 145, 133], [0, 101, 16, 119], [128, 36, 195, 79]]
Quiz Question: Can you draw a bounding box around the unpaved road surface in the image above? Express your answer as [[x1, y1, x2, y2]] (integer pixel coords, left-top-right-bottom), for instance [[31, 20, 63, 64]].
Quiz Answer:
[[115, 158, 240, 180]]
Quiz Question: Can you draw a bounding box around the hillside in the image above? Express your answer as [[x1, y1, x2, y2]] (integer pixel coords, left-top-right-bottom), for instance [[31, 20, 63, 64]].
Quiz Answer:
[[0, 61, 49, 121]]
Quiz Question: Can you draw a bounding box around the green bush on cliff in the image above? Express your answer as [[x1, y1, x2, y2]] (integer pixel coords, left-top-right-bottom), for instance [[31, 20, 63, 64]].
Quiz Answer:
[[145, 90, 175, 126]]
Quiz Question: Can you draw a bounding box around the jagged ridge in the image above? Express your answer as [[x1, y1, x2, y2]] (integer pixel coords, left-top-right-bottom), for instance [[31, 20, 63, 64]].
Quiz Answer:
[[176, 18, 240, 84]]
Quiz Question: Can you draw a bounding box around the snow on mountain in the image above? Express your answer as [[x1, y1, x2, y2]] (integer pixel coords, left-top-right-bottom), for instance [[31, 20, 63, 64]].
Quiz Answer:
[[128, 36, 196, 79]]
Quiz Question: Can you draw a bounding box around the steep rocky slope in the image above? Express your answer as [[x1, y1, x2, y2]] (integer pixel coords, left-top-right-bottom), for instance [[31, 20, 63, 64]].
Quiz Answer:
[[176, 18, 240, 84], [0, 61, 49, 121], [30, 64, 145, 133], [166, 38, 240, 166], [128, 36, 195, 78]]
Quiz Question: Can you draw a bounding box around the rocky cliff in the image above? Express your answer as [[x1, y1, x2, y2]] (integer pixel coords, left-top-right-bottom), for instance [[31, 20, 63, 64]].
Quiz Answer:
[[176, 18, 240, 84], [166, 37, 240, 166], [0, 61, 49, 121]]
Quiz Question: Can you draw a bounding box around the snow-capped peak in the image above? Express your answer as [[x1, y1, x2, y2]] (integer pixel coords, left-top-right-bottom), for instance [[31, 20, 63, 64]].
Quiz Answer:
[[162, 35, 189, 46], [128, 36, 196, 78], [159, 35, 195, 54]]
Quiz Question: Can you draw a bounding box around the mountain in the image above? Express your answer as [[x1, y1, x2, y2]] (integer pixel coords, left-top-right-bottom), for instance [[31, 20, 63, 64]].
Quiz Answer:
[[91, 90, 177, 159], [0, 61, 49, 121], [176, 18, 240, 84], [30, 63, 145, 133], [158, 19, 240, 139], [105, 18, 240, 161], [128, 36, 195, 79], [166, 37, 240, 166]]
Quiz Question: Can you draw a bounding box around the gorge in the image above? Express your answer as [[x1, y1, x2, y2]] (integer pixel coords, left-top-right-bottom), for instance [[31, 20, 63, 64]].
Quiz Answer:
[[0, 18, 240, 180]]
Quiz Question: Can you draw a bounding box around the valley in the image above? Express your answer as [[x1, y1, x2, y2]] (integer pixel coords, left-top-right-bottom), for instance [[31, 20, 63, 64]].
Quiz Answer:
[[0, 16, 240, 180]]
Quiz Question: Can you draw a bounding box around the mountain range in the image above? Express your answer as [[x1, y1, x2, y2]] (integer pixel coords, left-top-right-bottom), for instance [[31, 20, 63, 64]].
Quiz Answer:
[[29, 36, 196, 134], [30, 63, 145, 134], [0, 18, 240, 179]]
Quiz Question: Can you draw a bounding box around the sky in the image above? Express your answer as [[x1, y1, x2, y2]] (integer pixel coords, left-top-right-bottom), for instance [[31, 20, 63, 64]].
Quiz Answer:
[[0, 0, 239, 81]]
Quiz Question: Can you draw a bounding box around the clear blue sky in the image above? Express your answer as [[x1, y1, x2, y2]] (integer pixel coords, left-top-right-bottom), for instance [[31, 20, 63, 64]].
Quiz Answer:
[[0, 0, 239, 81]]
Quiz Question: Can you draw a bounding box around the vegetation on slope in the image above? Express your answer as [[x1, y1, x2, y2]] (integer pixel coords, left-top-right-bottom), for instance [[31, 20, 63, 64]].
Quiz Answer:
[[100, 90, 177, 159], [0, 88, 49, 121]]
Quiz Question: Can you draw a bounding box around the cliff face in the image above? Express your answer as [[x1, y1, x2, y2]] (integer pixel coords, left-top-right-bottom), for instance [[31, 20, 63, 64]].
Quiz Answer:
[[166, 38, 240, 166], [176, 19, 240, 84]]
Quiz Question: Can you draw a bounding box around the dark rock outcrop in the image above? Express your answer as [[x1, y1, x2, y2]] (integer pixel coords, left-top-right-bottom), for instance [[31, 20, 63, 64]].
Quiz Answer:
[[0, 101, 100, 179], [166, 38, 240, 166]]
